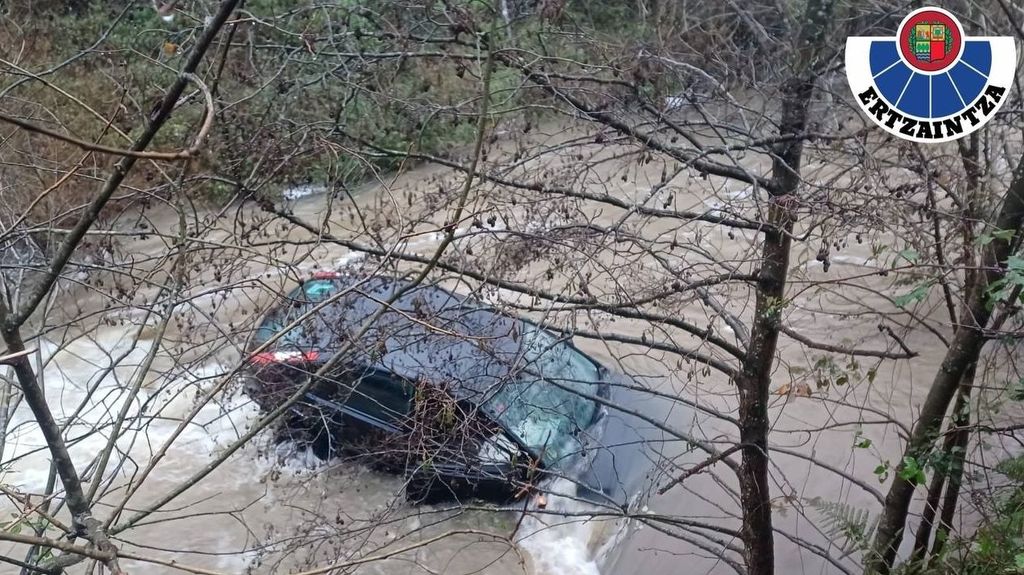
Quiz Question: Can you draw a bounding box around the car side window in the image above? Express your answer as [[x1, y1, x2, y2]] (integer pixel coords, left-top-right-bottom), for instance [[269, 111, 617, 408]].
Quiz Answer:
[[346, 373, 412, 425]]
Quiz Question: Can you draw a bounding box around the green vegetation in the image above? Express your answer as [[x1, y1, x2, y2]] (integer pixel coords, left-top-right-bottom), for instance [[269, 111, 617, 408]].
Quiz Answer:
[[809, 498, 879, 555], [810, 455, 1024, 575], [919, 456, 1024, 574], [3, 0, 523, 204], [2, 0, 782, 209]]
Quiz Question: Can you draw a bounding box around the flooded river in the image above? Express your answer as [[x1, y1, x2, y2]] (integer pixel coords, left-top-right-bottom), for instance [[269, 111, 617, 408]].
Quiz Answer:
[[1, 124, 1020, 575]]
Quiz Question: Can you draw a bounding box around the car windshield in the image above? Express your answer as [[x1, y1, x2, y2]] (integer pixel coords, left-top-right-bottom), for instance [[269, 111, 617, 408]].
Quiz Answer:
[[482, 323, 600, 467], [253, 279, 340, 352]]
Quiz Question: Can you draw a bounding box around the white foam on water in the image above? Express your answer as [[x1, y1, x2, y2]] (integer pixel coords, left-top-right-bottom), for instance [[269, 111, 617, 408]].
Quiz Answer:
[[2, 323, 628, 575], [283, 184, 327, 200], [2, 334, 157, 490], [0, 328, 261, 495], [517, 479, 626, 575], [802, 254, 881, 271], [664, 96, 686, 111], [723, 186, 755, 201], [333, 251, 365, 268]]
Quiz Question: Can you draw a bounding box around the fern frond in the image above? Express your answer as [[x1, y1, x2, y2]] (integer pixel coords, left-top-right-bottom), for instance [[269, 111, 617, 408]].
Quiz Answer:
[[807, 497, 878, 554]]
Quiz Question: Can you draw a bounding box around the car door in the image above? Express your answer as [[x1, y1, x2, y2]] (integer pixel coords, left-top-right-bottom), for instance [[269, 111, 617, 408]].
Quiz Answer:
[[302, 368, 413, 458], [341, 370, 413, 433]]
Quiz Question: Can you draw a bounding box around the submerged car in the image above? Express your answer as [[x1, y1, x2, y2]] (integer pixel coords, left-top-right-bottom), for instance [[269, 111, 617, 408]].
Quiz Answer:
[[242, 272, 669, 506]]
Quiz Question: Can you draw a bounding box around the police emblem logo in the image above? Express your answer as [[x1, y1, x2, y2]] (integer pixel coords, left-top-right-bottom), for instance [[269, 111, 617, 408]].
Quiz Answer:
[[846, 7, 1016, 143]]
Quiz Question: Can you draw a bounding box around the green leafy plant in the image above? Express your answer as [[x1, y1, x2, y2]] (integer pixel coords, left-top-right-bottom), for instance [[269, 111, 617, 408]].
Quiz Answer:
[[986, 254, 1024, 308], [874, 460, 891, 483], [808, 498, 878, 554], [915, 456, 1024, 574], [975, 228, 1016, 246], [897, 249, 919, 264], [898, 456, 927, 485], [853, 430, 872, 449], [894, 281, 934, 308], [809, 355, 863, 389]]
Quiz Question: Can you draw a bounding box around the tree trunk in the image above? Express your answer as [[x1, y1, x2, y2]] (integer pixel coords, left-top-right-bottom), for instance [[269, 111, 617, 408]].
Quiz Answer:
[[930, 364, 976, 560], [910, 458, 947, 562], [910, 367, 973, 563], [734, 4, 834, 574], [867, 156, 1024, 574], [737, 201, 791, 575]]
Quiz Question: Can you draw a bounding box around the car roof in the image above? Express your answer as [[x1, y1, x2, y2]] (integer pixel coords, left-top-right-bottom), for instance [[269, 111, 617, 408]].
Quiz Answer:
[[296, 274, 530, 402]]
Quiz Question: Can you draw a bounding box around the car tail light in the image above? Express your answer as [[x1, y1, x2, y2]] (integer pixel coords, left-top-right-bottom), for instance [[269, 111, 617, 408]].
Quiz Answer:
[[312, 270, 342, 280], [248, 350, 321, 365]]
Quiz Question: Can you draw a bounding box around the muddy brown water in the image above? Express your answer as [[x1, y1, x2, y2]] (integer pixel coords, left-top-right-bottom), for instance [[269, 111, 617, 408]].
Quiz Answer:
[[1, 124, 1021, 575]]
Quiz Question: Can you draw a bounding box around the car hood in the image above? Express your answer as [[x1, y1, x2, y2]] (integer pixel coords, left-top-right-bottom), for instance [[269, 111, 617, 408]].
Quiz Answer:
[[569, 378, 678, 509]]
